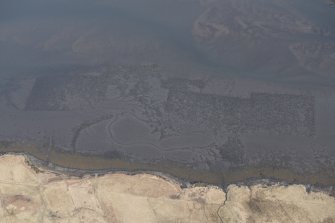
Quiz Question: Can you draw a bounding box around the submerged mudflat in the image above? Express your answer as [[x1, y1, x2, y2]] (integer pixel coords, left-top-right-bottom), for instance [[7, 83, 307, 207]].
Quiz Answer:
[[1, 69, 335, 187], [0, 154, 334, 223]]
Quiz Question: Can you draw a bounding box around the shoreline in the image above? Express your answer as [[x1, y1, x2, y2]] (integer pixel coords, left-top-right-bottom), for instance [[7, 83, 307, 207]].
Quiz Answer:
[[7, 151, 334, 197], [0, 142, 334, 194]]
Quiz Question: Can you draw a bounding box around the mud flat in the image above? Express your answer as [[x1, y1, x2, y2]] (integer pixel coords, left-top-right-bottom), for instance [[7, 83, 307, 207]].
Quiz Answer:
[[0, 154, 334, 223]]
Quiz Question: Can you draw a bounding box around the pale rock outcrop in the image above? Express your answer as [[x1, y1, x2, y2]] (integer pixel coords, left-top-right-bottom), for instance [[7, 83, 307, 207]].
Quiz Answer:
[[0, 155, 333, 223]]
